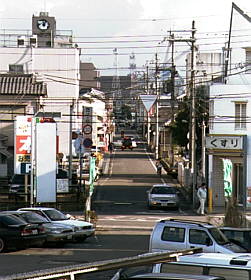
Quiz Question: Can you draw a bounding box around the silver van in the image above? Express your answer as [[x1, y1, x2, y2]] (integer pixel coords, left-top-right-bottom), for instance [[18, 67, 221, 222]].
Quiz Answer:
[[149, 219, 246, 253]]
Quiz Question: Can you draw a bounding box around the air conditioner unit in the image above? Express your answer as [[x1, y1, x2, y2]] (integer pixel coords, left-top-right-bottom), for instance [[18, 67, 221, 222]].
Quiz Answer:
[[30, 35, 37, 47], [17, 36, 25, 47]]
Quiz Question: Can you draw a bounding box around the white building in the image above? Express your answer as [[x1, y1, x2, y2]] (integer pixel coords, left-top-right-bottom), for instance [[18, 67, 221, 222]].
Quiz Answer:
[[207, 47, 251, 209], [0, 46, 80, 157]]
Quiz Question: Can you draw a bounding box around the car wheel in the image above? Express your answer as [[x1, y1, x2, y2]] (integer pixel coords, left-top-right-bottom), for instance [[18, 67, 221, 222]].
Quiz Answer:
[[75, 236, 88, 242], [0, 238, 6, 253], [148, 204, 153, 210]]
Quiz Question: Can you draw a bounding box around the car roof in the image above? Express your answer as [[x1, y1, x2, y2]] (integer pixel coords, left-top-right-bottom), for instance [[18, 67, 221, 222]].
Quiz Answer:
[[157, 219, 214, 228], [152, 184, 171, 188], [1, 210, 30, 214], [220, 227, 251, 231], [176, 253, 251, 266], [19, 207, 55, 211], [130, 273, 224, 279]]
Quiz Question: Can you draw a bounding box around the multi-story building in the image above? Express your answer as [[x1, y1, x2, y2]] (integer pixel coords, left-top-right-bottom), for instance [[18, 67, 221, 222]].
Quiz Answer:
[[206, 47, 251, 209], [0, 12, 111, 180]]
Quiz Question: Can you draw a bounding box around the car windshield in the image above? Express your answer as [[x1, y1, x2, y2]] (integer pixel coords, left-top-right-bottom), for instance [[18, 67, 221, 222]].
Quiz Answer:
[[44, 209, 67, 221], [20, 212, 49, 223], [151, 187, 176, 194], [209, 227, 229, 245]]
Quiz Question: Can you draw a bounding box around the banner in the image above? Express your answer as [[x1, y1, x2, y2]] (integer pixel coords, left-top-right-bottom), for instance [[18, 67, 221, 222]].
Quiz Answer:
[[89, 157, 96, 195], [222, 159, 233, 197]]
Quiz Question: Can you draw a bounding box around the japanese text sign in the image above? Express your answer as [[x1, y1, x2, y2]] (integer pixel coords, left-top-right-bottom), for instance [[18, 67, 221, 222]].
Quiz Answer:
[[206, 135, 243, 150]]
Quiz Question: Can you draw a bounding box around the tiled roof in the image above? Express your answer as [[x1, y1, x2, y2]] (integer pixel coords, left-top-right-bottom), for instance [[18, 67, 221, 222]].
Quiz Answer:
[[0, 74, 47, 96]]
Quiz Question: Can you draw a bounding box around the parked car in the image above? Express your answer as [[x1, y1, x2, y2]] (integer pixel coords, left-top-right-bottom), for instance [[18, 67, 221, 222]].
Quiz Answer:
[[112, 272, 225, 280], [18, 207, 95, 241], [9, 169, 68, 194], [147, 184, 180, 210], [9, 173, 31, 194], [152, 252, 251, 280], [1, 210, 74, 245], [0, 212, 46, 252], [111, 265, 224, 280], [114, 139, 123, 148], [132, 139, 137, 148], [219, 227, 251, 252], [121, 137, 133, 150], [149, 218, 247, 253]]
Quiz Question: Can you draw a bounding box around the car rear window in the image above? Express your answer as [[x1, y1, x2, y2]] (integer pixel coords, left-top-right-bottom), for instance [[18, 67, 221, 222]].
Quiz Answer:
[[0, 215, 27, 225], [151, 187, 176, 194], [161, 226, 185, 242], [20, 212, 49, 223]]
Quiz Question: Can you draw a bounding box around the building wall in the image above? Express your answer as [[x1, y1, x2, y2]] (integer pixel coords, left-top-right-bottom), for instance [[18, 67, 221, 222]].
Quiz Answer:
[[80, 62, 100, 90], [0, 46, 80, 156], [211, 155, 243, 207], [209, 80, 251, 207]]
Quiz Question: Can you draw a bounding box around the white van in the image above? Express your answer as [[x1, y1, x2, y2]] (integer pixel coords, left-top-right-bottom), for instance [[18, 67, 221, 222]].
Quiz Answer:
[[149, 219, 246, 253], [152, 253, 251, 280]]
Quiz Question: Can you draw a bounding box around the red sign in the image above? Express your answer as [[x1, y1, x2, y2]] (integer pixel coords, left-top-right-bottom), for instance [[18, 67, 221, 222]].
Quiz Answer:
[[16, 135, 31, 154]]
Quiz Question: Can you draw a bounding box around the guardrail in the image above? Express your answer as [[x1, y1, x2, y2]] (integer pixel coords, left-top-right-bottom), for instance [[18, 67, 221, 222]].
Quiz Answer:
[[2, 248, 202, 280]]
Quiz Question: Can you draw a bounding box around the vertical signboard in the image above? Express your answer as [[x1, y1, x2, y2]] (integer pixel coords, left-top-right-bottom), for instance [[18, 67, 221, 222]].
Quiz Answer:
[[15, 116, 32, 174], [82, 106, 93, 150], [36, 122, 57, 203]]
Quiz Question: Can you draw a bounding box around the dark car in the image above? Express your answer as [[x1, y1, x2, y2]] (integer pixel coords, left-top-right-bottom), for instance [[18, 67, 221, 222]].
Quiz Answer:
[[2, 211, 74, 245], [121, 137, 133, 150], [9, 169, 68, 194], [219, 227, 251, 252], [0, 213, 46, 252]]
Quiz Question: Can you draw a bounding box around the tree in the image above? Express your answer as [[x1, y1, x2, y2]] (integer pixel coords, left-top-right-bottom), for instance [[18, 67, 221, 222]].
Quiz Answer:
[[121, 104, 132, 120], [170, 102, 189, 147]]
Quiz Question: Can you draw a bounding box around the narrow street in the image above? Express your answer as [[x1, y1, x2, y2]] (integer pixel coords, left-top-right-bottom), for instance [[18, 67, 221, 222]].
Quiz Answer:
[[0, 131, 193, 279]]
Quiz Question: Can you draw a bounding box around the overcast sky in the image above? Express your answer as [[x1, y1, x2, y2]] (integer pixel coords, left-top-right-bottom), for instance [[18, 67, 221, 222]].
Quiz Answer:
[[0, 0, 251, 76]]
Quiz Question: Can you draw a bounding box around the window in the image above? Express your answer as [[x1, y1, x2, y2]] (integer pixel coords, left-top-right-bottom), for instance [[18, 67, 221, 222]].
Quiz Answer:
[[9, 64, 23, 73], [160, 263, 203, 275], [209, 267, 248, 280], [246, 50, 251, 73], [161, 226, 185, 242], [189, 229, 212, 245], [209, 100, 214, 130], [235, 102, 247, 129]]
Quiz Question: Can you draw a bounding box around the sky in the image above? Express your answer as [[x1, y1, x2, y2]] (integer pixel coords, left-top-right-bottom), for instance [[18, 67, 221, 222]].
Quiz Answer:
[[0, 0, 251, 76]]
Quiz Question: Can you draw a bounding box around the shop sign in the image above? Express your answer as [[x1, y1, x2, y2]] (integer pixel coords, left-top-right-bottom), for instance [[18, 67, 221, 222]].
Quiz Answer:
[[206, 135, 243, 150]]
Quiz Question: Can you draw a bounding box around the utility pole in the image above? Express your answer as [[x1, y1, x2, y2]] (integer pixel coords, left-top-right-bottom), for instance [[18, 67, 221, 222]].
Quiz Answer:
[[68, 100, 74, 186], [170, 34, 175, 167], [190, 20, 197, 208], [146, 65, 151, 146], [155, 53, 159, 159], [163, 25, 196, 191]]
